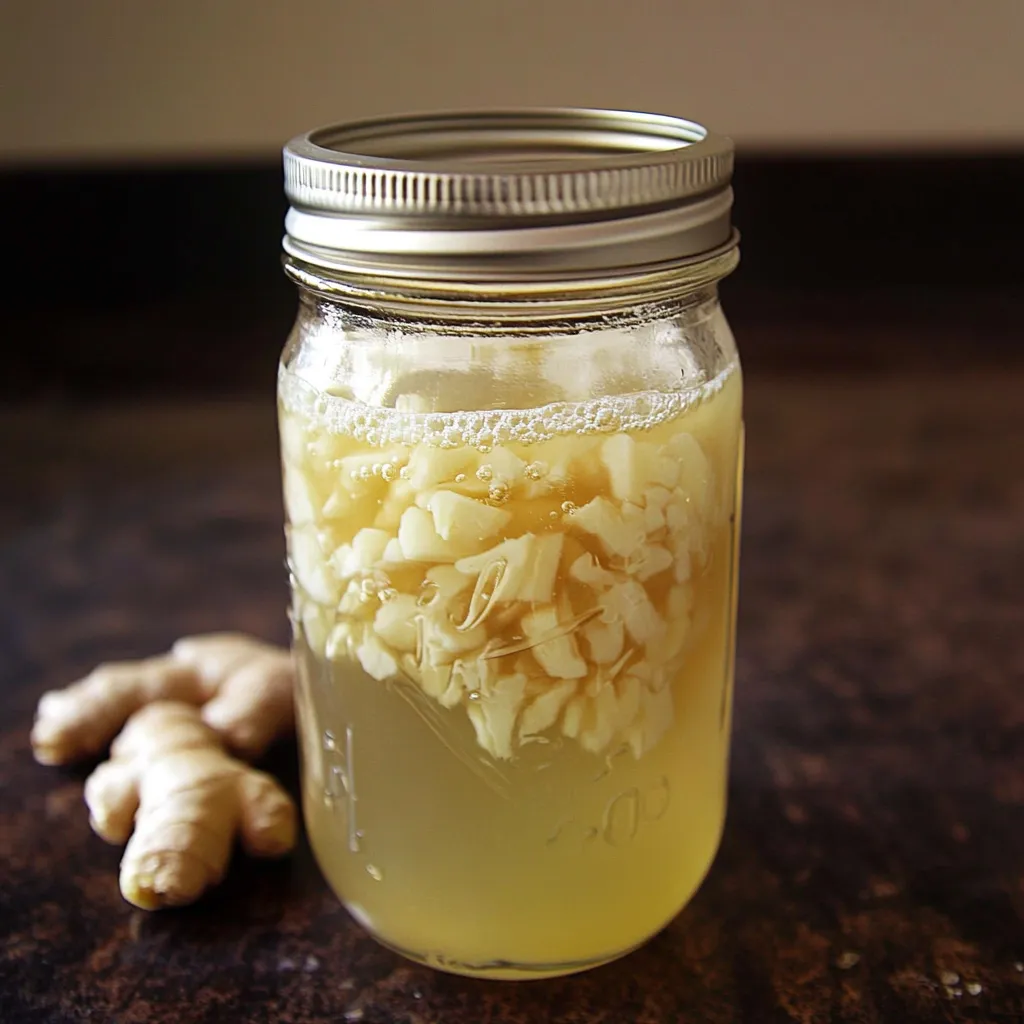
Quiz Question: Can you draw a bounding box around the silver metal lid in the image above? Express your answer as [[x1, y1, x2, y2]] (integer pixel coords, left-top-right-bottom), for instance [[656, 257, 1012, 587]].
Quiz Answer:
[[282, 108, 735, 281]]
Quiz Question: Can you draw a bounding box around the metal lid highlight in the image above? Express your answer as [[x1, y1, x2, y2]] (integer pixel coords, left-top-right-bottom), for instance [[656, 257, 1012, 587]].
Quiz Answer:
[[282, 108, 735, 280]]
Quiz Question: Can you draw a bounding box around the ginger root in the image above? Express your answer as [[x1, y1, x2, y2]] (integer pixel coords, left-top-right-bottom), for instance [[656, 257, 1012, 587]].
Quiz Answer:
[[85, 701, 297, 909], [32, 633, 295, 765], [32, 634, 299, 909]]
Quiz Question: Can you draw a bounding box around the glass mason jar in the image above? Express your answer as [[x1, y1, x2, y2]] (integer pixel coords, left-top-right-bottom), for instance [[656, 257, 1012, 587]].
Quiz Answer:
[[277, 110, 743, 979]]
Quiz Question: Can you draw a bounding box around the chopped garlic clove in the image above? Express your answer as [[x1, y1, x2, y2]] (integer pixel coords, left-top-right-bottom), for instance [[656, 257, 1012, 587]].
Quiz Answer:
[[519, 678, 578, 740], [601, 433, 640, 503], [647, 585, 693, 665], [490, 447, 527, 481], [407, 446, 475, 490], [628, 684, 675, 758], [521, 606, 588, 679], [582, 615, 625, 664], [425, 563, 474, 600], [602, 433, 681, 503], [288, 526, 340, 607], [326, 621, 354, 661], [338, 578, 368, 616], [561, 694, 588, 739], [322, 487, 351, 520], [621, 501, 647, 531], [642, 486, 672, 533], [374, 483, 417, 530], [379, 537, 406, 566], [356, 634, 399, 681], [437, 671, 465, 709], [455, 534, 535, 603], [569, 497, 646, 559], [516, 532, 564, 604], [279, 413, 309, 465], [665, 494, 690, 534], [648, 451, 680, 490], [301, 601, 334, 657], [629, 543, 674, 581], [667, 432, 710, 510], [417, 661, 453, 701], [467, 673, 527, 760], [445, 657, 492, 708], [282, 463, 319, 525], [569, 551, 618, 590], [420, 610, 487, 665], [373, 595, 419, 652], [579, 684, 619, 754], [427, 490, 512, 545], [398, 507, 462, 562], [330, 527, 392, 579], [602, 579, 663, 645]]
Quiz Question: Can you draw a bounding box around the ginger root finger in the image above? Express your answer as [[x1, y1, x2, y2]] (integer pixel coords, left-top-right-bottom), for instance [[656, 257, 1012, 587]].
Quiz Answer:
[[236, 771, 301, 858], [172, 634, 295, 760], [32, 633, 295, 766], [85, 701, 297, 910], [32, 658, 207, 766], [84, 759, 141, 843]]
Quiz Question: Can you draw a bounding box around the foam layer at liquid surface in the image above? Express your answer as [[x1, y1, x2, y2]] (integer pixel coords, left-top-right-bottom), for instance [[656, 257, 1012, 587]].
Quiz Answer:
[[278, 360, 736, 449]]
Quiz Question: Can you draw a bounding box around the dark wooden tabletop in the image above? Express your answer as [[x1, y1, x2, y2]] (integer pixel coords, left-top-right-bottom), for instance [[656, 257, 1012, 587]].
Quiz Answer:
[[2, 315, 1023, 1024]]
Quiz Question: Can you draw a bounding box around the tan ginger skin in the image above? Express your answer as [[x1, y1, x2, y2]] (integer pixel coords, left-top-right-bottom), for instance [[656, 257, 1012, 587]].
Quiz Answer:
[[31, 634, 298, 909]]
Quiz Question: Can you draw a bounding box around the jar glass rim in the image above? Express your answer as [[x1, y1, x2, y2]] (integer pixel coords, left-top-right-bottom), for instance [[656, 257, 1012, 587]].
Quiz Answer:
[[283, 237, 739, 331]]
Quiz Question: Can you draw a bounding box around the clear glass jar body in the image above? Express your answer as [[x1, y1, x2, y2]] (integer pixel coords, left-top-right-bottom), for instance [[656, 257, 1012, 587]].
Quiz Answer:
[[278, 273, 743, 978]]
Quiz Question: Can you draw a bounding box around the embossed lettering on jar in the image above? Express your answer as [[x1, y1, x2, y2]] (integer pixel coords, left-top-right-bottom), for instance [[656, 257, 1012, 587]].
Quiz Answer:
[[277, 109, 744, 979]]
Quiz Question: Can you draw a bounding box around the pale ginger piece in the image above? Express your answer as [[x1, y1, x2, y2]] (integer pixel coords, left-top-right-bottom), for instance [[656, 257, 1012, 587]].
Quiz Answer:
[[31, 633, 295, 766], [172, 634, 295, 761], [32, 656, 204, 766], [85, 702, 296, 909]]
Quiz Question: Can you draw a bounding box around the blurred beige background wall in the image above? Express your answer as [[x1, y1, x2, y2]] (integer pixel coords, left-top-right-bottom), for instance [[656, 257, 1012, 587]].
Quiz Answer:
[[2, 0, 1023, 163]]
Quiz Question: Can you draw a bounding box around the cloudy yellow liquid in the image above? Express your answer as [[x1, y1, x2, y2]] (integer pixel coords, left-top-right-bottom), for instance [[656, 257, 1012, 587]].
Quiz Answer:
[[280, 365, 742, 978]]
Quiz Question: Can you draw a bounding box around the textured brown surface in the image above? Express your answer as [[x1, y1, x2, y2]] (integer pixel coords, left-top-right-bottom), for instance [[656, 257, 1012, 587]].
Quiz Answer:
[[1, 344, 1023, 1022]]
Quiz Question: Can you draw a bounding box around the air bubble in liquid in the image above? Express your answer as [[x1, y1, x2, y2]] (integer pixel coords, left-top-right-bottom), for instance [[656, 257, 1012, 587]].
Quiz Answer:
[[476, 465, 493, 483], [525, 461, 547, 480], [561, 501, 577, 515], [380, 462, 398, 482], [488, 482, 510, 504]]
